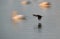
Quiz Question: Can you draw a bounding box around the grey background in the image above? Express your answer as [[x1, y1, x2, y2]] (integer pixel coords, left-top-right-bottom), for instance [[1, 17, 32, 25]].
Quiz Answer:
[[0, 0, 60, 39]]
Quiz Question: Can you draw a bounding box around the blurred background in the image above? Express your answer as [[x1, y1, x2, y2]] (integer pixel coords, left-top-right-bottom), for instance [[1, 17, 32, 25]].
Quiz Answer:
[[0, 0, 60, 39]]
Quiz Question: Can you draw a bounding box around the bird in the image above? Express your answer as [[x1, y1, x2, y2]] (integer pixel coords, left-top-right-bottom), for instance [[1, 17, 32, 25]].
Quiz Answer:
[[21, 1, 30, 5], [33, 14, 42, 20], [39, 2, 51, 9], [12, 10, 26, 24]]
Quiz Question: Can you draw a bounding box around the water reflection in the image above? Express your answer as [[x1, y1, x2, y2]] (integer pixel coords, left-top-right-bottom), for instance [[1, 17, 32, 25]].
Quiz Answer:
[[33, 23, 42, 33], [38, 23, 42, 29]]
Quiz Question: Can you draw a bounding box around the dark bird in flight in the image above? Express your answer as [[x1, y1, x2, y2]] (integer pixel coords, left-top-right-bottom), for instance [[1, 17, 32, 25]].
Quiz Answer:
[[33, 14, 42, 20]]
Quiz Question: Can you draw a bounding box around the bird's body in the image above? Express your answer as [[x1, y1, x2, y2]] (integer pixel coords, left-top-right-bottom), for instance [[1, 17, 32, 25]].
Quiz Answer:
[[39, 2, 51, 9], [33, 14, 42, 20], [12, 10, 26, 23], [21, 1, 30, 5], [12, 15, 25, 20]]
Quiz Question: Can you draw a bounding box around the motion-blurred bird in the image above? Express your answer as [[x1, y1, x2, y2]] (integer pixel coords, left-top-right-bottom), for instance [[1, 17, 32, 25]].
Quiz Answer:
[[33, 14, 42, 20], [12, 10, 26, 23], [21, 1, 30, 5], [39, 2, 51, 9]]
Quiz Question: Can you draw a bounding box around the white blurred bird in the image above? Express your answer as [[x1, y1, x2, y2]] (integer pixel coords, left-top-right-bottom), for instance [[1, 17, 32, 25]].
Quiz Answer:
[[21, 0, 30, 5], [12, 10, 25, 23], [39, 2, 51, 9]]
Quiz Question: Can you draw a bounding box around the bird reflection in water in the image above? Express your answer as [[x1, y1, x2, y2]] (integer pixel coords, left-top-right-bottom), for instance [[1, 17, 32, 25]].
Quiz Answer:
[[34, 23, 42, 32], [38, 23, 42, 29]]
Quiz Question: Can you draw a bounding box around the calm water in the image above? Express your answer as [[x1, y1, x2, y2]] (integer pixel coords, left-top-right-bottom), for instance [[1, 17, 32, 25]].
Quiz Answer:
[[0, 0, 60, 39]]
